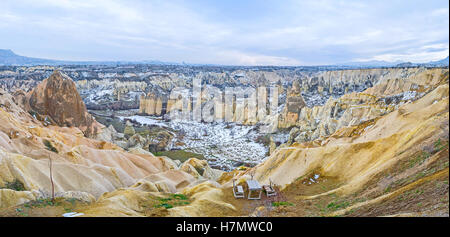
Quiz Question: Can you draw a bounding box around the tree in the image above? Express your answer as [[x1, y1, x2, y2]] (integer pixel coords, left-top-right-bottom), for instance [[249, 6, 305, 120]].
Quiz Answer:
[[43, 140, 57, 202], [48, 154, 55, 202]]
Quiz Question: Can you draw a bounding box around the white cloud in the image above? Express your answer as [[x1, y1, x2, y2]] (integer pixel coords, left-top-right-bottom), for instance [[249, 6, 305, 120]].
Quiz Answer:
[[431, 8, 449, 17], [365, 48, 449, 63], [215, 50, 303, 66], [0, 0, 448, 65]]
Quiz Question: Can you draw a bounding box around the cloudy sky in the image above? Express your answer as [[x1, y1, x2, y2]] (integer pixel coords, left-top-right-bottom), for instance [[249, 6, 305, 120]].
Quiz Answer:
[[0, 0, 448, 65]]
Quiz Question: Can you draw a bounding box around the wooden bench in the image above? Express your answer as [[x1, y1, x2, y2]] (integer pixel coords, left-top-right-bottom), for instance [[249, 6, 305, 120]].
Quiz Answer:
[[233, 179, 245, 198], [263, 179, 277, 197]]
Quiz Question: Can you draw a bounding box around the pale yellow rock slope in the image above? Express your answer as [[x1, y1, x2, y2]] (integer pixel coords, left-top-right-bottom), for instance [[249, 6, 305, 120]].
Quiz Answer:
[[251, 83, 448, 198], [0, 78, 200, 209]]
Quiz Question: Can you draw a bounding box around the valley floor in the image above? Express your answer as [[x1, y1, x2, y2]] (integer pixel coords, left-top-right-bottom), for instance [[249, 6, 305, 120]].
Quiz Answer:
[[0, 68, 449, 217]]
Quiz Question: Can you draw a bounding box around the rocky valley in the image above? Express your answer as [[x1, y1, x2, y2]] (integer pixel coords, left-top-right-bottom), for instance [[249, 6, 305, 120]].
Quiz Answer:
[[0, 64, 448, 217]]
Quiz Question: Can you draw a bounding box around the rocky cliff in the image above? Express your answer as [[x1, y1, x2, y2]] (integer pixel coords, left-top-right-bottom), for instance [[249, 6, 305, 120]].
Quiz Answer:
[[0, 83, 222, 214], [0, 66, 448, 217], [224, 68, 449, 217], [26, 71, 102, 137], [279, 68, 448, 143]]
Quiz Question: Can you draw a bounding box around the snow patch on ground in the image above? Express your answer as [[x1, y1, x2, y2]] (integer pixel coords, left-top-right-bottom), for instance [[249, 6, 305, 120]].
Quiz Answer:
[[125, 115, 268, 170], [62, 212, 84, 217], [119, 115, 168, 127]]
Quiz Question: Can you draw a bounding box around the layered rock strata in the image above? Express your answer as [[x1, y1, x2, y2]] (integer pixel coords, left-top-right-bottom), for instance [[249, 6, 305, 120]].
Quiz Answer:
[[25, 71, 103, 137]]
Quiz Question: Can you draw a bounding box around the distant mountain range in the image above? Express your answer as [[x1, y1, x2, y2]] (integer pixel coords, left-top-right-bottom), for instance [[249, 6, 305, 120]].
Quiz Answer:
[[0, 49, 59, 65], [427, 56, 450, 66], [1, 48, 448, 67], [335, 60, 403, 67], [0, 49, 180, 66], [336, 56, 449, 68]]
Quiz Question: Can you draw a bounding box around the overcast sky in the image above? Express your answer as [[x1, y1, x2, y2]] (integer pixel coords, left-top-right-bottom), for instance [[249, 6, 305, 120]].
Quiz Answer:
[[0, 0, 448, 65]]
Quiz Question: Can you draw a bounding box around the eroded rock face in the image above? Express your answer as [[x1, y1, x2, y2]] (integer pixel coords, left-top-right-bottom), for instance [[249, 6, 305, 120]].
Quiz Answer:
[[249, 82, 449, 196], [96, 124, 119, 143], [123, 120, 136, 138], [148, 130, 174, 153], [27, 71, 101, 137], [180, 158, 224, 181], [139, 92, 165, 116], [283, 68, 449, 143], [0, 86, 197, 201], [279, 80, 306, 128]]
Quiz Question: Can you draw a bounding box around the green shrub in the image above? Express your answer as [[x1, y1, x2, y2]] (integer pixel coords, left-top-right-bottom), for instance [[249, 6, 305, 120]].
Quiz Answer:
[[30, 198, 56, 208], [64, 208, 73, 213], [158, 197, 172, 202], [194, 167, 205, 176], [154, 194, 190, 209], [408, 151, 430, 168], [434, 139, 448, 151], [154, 203, 173, 209], [43, 140, 58, 153], [326, 201, 350, 211], [3, 180, 26, 191], [172, 194, 188, 200], [272, 201, 294, 207]]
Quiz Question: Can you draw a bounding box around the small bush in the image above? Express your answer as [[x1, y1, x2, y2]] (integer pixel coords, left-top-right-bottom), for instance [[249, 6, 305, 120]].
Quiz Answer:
[[158, 197, 172, 202], [3, 180, 26, 191], [175, 201, 190, 205], [408, 151, 430, 168], [194, 167, 205, 176], [154, 194, 190, 209], [434, 139, 448, 151], [28, 110, 38, 119], [43, 140, 58, 153], [154, 203, 173, 209], [172, 194, 188, 200], [326, 201, 350, 211], [272, 201, 294, 207], [64, 208, 73, 213], [30, 198, 56, 208]]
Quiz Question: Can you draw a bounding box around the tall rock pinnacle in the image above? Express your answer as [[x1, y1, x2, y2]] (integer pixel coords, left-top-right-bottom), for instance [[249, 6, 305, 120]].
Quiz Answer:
[[27, 70, 101, 137]]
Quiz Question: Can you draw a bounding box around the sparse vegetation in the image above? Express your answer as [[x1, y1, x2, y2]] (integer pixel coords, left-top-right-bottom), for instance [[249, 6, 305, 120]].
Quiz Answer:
[[43, 139, 58, 153], [326, 200, 350, 211], [0, 197, 89, 217], [25, 198, 58, 208], [153, 194, 190, 209], [64, 207, 73, 213], [28, 110, 40, 120], [1, 179, 26, 191], [194, 166, 205, 176], [272, 201, 294, 207], [154, 203, 174, 209], [434, 139, 448, 151], [172, 194, 188, 200], [408, 151, 430, 168]]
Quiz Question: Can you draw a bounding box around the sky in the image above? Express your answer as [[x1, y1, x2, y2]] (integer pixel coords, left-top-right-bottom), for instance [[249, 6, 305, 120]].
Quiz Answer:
[[0, 0, 448, 66]]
